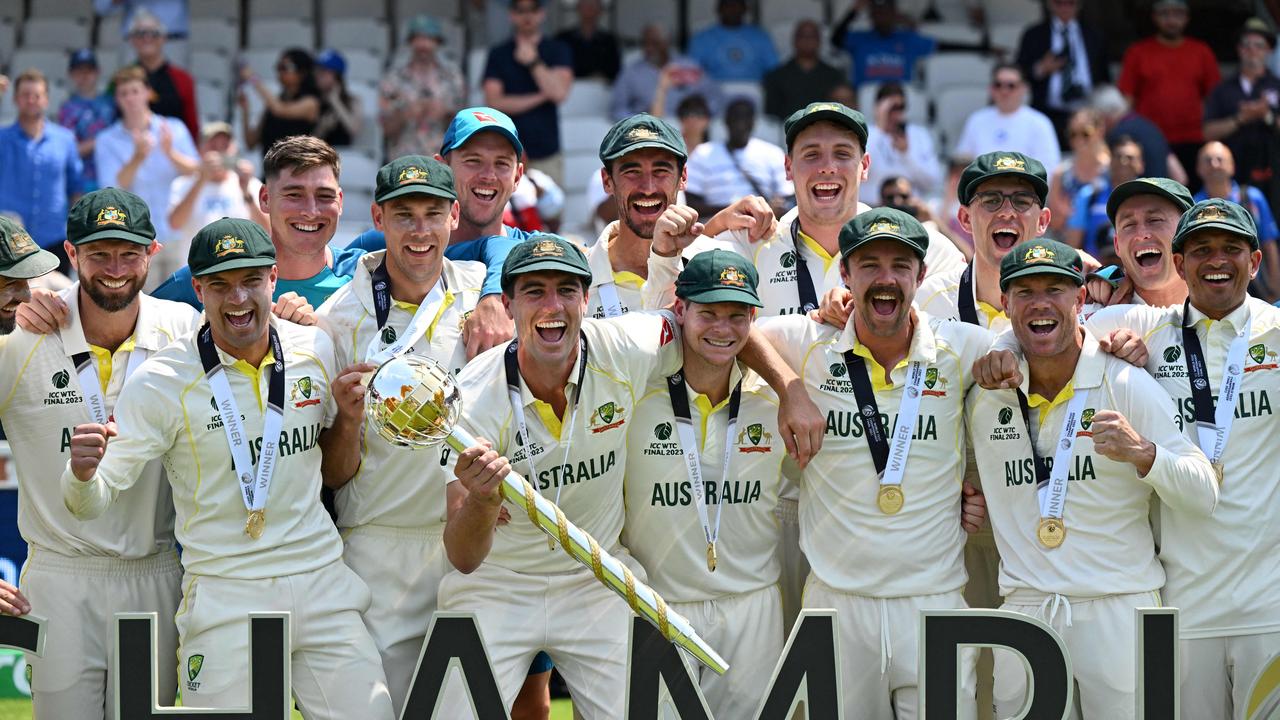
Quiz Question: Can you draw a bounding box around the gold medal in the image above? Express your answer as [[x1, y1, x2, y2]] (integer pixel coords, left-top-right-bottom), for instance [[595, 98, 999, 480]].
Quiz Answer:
[[877, 485, 904, 515], [1037, 517, 1065, 548], [245, 510, 265, 540], [1212, 462, 1224, 485], [706, 542, 717, 572]]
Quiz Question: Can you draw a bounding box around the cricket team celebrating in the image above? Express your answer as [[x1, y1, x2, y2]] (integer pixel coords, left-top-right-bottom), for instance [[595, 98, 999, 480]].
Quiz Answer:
[[0, 97, 1272, 720]]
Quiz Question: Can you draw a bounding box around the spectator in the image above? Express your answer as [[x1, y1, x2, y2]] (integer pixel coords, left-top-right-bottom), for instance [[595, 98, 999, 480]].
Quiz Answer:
[[1203, 18, 1280, 215], [379, 15, 465, 162], [0, 69, 83, 272], [676, 94, 712, 155], [1047, 108, 1109, 238], [1117, 0, 1218, 186], [880, 175, 971, 259], [1015, 0, 1109, 145], [507, 164, 565, 233], [58, 50, 116, 193], [313, 50, 362, 148], [238, 48, 322, 159], [159, 121, 269, 284], [613, 24, 721, 120], [95, 66, 197, 244], [1065, 133, 1143, 260], [1194, 140, 1280, 301], [482, 0, 573, 185], [863, 83, 942, 203], [954, 63, 1061, 170], [828, 82, 859, 109], [554, 0, 620, 82], [830, 0, 936, 89], [763, 20, 845, 121], [1090, 84, 1185, 183], [125, 9, 198, 140], [684, 97, 792, 217], [95, 0, 188, 44], [687, 0, 779, 83]]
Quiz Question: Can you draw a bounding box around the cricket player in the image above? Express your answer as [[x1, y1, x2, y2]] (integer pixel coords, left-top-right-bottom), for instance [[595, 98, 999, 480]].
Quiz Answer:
[[315, 155, 484, 715], [61, 218, 394, 718], [1069, 199, 1280, 719], [1082, 177, 1193, 313], [0, 193, 196, 720], [966, 238, 1217, 718], [439, 235, 822, 717], [621, 249, 789, 717], [755, 207, 991, 720]]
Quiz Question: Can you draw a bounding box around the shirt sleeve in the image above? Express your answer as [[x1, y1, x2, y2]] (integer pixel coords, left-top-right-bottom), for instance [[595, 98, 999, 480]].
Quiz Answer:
[[1067, 187, 1091, 231], [1117, 48, 1137, 97], [593, 310, 683, 384], [151, 267, 203, 309], [1113, 363, 1217, 516], [444, 234, 517, 297], [94, 131, 123, 190], [65, 136, 84, 200], [1251, 190, 1280, 243], [753, 316, 806, 373], [171, 118, 197, 159], [62, 364, 179, 519], [348, 230, 386, 253], [546, 39, 573, 68]]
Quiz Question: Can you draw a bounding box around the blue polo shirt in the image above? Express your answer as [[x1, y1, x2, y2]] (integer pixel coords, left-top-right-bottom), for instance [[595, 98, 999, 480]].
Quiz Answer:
[[688, 24, 779, 83], [1068, 181, 1114, 258], [841, 29, 935, 88], [0, 121, 83, 248]]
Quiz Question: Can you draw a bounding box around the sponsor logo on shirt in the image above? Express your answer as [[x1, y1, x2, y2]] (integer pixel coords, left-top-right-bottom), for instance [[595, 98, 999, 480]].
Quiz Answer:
[[45, 369, 82, 406]]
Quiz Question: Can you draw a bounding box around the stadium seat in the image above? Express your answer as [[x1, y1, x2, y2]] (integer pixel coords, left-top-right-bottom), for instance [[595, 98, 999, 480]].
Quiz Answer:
[[190, 0, 241, 21], [720, 81, 765, 110], [613, 0, 677, 43], [97, 14, 124, 49], [0, 4, 22, 24], [560, 80, 611, 118], [342, 49, 387, 86], [933, 85, 991, 152], [22, 16, 92, 51], [760, 0, 824, 28], [339, 149, 381, 188], [323, 18, 392, 55], [393, 0, 461, 22], [8, 49, 69, 83], [92, 47, 122, 78], [560, 116, 612, 154], [322, 0, 388, 20], [247, 18, 315, 50], [29, 0, 93, 21], [754, 115, 783, 146], [197, 80, 229, 123], [0, 20, 15, 66], [239, 48, 285, 82], [250, 0, 315, 21], [686, 0, 719, 36], [988, 22, 1026, 57], [563, 152, 601, 194], [857, 82, 930, 127], [982, 0, 1043, 27], [921, 52, 994, 97], [466, 47, 488, 94], [189, 48, 235, 87], [189, 17, 240, 52], [919, 22, 984, 47]]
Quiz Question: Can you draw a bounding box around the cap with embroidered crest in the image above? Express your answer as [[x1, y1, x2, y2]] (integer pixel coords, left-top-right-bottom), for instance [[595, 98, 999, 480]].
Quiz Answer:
[[838, 207, 930, 260], [500, 234, 592, 288], [783, 102, 868, 151], [375, 155, 456, 203], [1173, 198, 1259, 252], [1106, 177, 1193, 223], [188, 217, 276, 278], [958, 151, 1049, 206], [66, 187, 156, 246], [999, 238, 1084, 291], [675, 249, 763, 307], [0, 217, 59, 280], [598, 114, 687, 163], [440, 106, 524, 158]]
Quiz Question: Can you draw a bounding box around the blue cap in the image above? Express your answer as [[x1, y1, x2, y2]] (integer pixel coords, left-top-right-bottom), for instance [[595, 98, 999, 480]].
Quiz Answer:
[[315, 49, 346, 76], [69, 49, 97, 70], [440, 107, 524, 158], [406, 14, 445, 41]]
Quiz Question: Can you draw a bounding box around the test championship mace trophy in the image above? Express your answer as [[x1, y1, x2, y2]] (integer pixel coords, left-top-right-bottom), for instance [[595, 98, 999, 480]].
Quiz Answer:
[[365, 354, 730, 675]]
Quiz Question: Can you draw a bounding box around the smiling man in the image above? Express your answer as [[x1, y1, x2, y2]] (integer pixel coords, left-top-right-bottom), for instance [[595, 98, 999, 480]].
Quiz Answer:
[[1081, 198, 1280, 719], [1084, 177, 1193, 312], [966, 238, 1216, 719], [315, 155, 485, 715], [62, 217, 393, 718], [0, 196, 195, 720]]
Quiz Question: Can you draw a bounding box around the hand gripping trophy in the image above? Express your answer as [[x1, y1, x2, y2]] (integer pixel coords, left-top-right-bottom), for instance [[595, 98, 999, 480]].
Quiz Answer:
[[365, 353, 730, 675]]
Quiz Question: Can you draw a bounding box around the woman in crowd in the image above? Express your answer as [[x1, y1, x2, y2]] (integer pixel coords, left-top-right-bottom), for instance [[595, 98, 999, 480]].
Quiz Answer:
[[1048, 108, 1110, 239], [238, 47, 321, 156], [313, 49, 362, 148]]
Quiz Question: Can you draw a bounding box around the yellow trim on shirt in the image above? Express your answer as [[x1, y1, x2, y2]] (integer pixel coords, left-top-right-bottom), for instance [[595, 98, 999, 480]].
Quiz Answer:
[[1026, 381, 1076, 429], [87, 336, 137, 392], [393, 291, 456, 343], [613, 271, 645, 290], [692, 393, 731, 451], [976, 301, 1007, 325], [229, 350, 277, 412], [797, 229, 837, 273], [848, 342, 906, 392], [533, 400, 565, 440]]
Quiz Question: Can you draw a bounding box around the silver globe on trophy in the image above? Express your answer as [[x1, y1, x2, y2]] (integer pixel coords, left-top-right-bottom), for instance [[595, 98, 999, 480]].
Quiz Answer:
[[363, 354, 730, 675]]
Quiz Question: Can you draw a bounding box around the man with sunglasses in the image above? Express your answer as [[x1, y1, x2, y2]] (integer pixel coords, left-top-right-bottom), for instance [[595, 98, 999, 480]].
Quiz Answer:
[[955, 64, 1061, 171], [863, 83, 942, 204], [124, 9, 197, 140]]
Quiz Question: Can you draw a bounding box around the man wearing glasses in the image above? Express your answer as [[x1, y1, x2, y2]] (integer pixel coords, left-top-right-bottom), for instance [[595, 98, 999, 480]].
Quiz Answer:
[[123, 8, 198, 140], [954, 64, 1061, 171]]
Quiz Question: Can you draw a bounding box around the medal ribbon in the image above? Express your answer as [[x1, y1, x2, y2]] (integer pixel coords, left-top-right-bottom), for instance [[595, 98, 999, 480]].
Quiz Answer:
[[596, 281, 625, 319], [197, 323, 285, 514], [789, 218, 820, 315], [504, 335, 589, 508], [842, 352, 926, 489], [665, 369, 742, 557], [365, 258, 450, 364], [957, 262, 980, 326], [71, 346, 149, 425], [1181, 299, 1250, 466], [1016, 388, 1089, 520]]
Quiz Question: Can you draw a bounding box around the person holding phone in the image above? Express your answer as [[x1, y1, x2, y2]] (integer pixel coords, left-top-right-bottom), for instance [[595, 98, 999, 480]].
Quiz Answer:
[[862, 83, 942, 205], [159, 122, 269, 285]]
